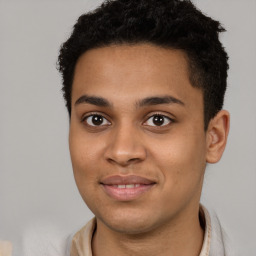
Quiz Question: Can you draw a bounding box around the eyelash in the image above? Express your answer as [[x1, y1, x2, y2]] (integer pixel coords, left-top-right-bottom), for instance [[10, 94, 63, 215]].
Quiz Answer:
[[81, 112, 174, 128], [81, 112, 111, 127], [144, 113, 173, 127]]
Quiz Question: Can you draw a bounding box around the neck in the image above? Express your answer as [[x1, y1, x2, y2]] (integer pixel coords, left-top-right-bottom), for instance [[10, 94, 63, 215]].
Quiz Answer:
[[92, 205, 204, 256]]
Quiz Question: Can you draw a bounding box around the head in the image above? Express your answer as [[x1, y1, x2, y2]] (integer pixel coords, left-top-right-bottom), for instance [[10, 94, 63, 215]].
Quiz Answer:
[[57, 0, 230, 235], [58, 0, 229, 130]]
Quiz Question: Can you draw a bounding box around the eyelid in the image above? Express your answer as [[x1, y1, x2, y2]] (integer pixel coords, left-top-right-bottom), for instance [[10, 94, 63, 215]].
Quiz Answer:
[[81, 112, 111, 126], [80, 111, 175, 128], [81, 111, 108, 121], [143, 112, 175, 127]]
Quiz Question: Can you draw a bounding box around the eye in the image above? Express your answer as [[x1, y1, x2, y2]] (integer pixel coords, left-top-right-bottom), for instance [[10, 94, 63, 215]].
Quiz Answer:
[[144, 114, 172, 127], [83, 114, 110, 127]]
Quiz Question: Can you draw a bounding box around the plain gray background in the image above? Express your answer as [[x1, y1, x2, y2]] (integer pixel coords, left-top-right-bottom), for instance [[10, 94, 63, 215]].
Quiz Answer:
[[0, 0, 255, 255]]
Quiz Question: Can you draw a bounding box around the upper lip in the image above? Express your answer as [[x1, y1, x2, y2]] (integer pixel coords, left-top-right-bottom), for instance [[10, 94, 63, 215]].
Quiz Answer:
[[101, 175, 156, 185]]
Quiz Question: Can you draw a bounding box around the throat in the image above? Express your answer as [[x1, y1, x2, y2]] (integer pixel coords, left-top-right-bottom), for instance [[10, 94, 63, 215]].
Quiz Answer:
[[91, 214, 204, 256]]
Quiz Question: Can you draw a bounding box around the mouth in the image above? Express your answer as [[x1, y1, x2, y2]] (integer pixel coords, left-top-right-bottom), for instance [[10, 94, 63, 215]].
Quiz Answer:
[[100, 175, 156, 201]]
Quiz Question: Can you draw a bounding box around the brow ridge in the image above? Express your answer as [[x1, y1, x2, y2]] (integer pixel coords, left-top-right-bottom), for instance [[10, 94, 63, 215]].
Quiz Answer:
[[75, 94, 184, 108], [75, 95, 111, 107], [137, 96, 185, 107]]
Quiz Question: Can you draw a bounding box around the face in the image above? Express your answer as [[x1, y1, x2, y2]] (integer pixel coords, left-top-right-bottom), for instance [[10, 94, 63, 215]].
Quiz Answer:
[[69, 44, 207, 234]]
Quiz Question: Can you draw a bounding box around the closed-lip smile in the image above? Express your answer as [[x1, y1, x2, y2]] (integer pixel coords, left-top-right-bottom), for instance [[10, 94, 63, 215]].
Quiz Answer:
[[100, 175, 156, 201]]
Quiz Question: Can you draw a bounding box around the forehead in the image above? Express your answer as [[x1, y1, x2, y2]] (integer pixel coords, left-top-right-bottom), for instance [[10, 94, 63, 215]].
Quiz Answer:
[[72, 43, 202, 108]]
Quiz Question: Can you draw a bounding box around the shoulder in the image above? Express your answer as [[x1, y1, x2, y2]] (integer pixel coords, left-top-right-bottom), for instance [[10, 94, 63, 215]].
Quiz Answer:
[[22, 221, 70, 256], [69, 218, 96, 256], [202, 206, 238, 256], [21, 218, 96, 256]]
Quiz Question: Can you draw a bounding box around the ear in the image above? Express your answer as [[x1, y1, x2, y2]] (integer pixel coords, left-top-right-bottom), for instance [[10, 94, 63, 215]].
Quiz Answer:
[[206, 110, 230, 163]]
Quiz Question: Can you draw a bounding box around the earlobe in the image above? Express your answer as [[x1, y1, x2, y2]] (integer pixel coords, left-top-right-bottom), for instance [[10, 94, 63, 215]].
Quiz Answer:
[[206, 110, 230, 163]]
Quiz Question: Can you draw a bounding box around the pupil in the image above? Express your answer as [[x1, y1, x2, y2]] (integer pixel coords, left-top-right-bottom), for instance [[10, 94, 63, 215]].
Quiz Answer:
[[153, 115, 164, 126], [92, 115, 103, 125]]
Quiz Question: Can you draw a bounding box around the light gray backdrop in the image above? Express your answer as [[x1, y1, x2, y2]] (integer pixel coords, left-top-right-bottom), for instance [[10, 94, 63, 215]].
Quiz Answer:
[[0, 0, 255, 255]]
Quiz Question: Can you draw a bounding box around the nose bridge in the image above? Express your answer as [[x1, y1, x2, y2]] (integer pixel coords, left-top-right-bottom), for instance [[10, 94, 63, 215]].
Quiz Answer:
[[105, 121, 146, 166]]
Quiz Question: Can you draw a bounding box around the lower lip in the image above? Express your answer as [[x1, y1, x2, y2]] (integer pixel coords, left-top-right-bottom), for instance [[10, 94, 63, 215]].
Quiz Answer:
[[101, 184, 155, 201]]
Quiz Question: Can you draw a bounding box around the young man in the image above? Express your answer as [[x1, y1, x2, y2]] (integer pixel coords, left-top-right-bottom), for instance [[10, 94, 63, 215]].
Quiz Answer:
[[58, 0, 232, 255]]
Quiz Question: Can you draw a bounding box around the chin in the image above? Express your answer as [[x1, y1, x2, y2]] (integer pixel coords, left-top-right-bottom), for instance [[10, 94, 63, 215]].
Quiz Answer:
[[97, 208, 160, 235], [107, 220, 154, 234]]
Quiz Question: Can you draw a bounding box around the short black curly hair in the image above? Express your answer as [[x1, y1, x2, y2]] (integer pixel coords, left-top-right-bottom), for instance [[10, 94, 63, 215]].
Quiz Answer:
[[58, 0, 229, 129]]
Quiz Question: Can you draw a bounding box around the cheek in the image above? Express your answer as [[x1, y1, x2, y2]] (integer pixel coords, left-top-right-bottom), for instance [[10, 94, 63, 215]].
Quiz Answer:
[[150, 132, 206, 188], [69, 135, 101, 211], [69, 130, 100, 188]]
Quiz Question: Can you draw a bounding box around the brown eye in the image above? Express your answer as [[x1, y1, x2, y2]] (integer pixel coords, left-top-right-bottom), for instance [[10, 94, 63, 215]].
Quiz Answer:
[[144, 114, 172, 127], [152, 115, 165, 126], [84, 114, 110, 126]]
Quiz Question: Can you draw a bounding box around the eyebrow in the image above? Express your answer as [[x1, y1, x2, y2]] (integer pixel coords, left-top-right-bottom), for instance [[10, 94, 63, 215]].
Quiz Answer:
[[75, 95, 112, 107], [136, 96, 185, 108], [75, 95, 184, 108]]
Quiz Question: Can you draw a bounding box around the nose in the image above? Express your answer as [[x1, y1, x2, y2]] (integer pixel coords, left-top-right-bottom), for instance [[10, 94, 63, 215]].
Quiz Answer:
[[104, 124, 147, 167]]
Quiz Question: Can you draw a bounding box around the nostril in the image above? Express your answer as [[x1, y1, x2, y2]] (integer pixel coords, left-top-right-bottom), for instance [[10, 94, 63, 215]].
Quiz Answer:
[[107, 156, 142, 166]]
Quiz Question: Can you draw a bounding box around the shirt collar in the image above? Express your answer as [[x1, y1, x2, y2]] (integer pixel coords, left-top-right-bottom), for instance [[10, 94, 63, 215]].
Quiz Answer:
[[199, 204, 212, 256], [70, 205, 212, 256]]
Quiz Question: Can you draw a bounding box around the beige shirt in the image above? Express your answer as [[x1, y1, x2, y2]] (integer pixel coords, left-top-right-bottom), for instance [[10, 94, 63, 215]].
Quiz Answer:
[[69, 205, 234, 256], [1, 206, 235, 256]]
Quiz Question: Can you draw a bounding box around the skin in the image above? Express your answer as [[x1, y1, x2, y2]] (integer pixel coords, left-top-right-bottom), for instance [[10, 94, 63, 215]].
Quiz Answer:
[[69, 43, 230, 256]]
